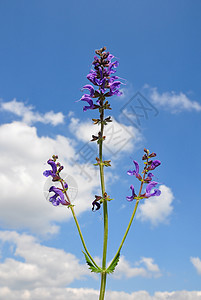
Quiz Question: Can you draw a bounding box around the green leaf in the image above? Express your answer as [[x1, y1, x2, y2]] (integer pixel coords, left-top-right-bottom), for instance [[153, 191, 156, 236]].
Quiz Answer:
[[82, 251, 102, 273], [106, 252, 120, 274]]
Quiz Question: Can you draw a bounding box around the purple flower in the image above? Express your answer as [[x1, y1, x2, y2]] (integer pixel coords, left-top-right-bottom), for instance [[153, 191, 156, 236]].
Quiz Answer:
[[148, 160, 161, 170], [127, 160, 142, 180], [82, 85, 95, 97], [43, 159, 60, 181], [92, 195, 102, 211], [79, 94, 95, 111], [49, 186, 69, 206], [126, 185, 137, 201], [144, 181, 161, 198]]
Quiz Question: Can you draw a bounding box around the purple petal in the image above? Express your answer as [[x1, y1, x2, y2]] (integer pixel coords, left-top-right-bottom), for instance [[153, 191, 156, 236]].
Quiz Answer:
[[83, 99, 95, 111], [152, 189, 161, 197], [47, 159, 57, 174], [151, 160, 161, 170], [43, 170, 52, 177], [107, 54, 114, 61], [145, 181, 161, 198], [109, 81, 121, 91], [127, 170, 135, 176], [126, 195, 134, 201], [126, 185, 136, 201], [146, 181, 158, 194], [82, 85, 95, 97], [147, 173, 154, 179], [80, 94, 92, 102], [133, 160, 139, 174], [49, 186, 66, 205]]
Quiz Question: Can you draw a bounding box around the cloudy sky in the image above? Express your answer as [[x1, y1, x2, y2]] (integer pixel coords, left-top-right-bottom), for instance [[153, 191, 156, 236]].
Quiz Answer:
[[0, 1, 201, 299]]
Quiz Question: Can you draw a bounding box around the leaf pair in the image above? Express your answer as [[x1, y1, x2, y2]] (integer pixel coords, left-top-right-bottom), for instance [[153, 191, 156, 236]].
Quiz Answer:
[[82, 251, 120, 274]]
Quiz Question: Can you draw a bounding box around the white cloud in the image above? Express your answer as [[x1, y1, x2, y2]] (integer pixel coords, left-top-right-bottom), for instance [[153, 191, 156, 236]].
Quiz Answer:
[[139, 257, 160, 273], [0, 231, 90, 290], [0, 287, 200, 300], [147, 87, 201, 113], [113, 256, 161, 279], [69, 116, 142, 157], [190, 257, 201, 275], [137, 185, 174, 226], [0, 99, 65, 125], [0, 231, 200, 300], [0, 121, 99, 235]]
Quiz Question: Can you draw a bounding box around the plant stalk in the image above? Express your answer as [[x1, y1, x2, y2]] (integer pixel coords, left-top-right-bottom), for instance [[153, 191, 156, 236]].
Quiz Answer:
[[107, 167, 147, 271], [99, 106, 108, 300], [61, 181, 99, 270]]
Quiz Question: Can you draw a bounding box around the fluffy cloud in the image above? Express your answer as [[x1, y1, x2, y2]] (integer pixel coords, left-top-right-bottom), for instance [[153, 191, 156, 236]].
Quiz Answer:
[[137, 185, 174, 226], [147, 87, 201, 113], [0, 121, 99, 235], [0, 99, 65, 125], [113, 256, 161, 279], [190, 257, 201, 275], [69, 116, 142, 157], [0, 287, 200, 300], [0, 232, 200, 300], [0, 231, 90, 290]]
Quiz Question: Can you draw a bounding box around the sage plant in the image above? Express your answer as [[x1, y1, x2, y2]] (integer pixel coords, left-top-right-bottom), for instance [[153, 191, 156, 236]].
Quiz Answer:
[[43, 47, 161, 300]]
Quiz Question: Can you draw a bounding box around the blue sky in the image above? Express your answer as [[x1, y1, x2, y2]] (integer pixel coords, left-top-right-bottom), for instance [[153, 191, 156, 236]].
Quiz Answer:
[[0, 1, 201, 299]]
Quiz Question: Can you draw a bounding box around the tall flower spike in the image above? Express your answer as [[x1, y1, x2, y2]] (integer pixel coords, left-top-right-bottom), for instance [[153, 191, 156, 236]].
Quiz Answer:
[[78, 47, 123, 112]]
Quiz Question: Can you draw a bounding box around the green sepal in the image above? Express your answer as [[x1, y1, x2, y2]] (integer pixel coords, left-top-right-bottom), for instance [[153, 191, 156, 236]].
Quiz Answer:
[[82, 251, 102, 273], [106, 251, 120, 274]]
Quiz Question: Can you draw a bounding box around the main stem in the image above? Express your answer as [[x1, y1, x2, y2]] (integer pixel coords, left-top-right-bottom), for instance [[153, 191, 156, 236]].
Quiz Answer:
[[99, 107, 108, 300]]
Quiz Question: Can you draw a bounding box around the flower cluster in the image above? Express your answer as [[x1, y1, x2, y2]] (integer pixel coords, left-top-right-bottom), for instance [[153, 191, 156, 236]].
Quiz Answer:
[[78, 47, 122, 112], [127, 149, 161, 201], [43, 155, 70, 206]]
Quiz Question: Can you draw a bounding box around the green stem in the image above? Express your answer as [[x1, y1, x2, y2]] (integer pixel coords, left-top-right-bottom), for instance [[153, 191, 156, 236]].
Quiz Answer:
[[99, 272, 107, 300], [107, 200, 139, 269], [61, 182, 99, 270], [107, 170, 146, 271], [99, 106, 108, 300], [70, 206, 100, 269]]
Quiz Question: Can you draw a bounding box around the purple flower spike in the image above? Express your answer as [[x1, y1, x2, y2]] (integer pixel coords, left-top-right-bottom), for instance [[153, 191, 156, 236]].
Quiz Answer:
[[126, 185, 137, 201], [127, 160, 142, 180], [49, 186, 69, 206], [43, 159, 57, 178], [145, 181, 161, 198], [79, 47, 122, 112]]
